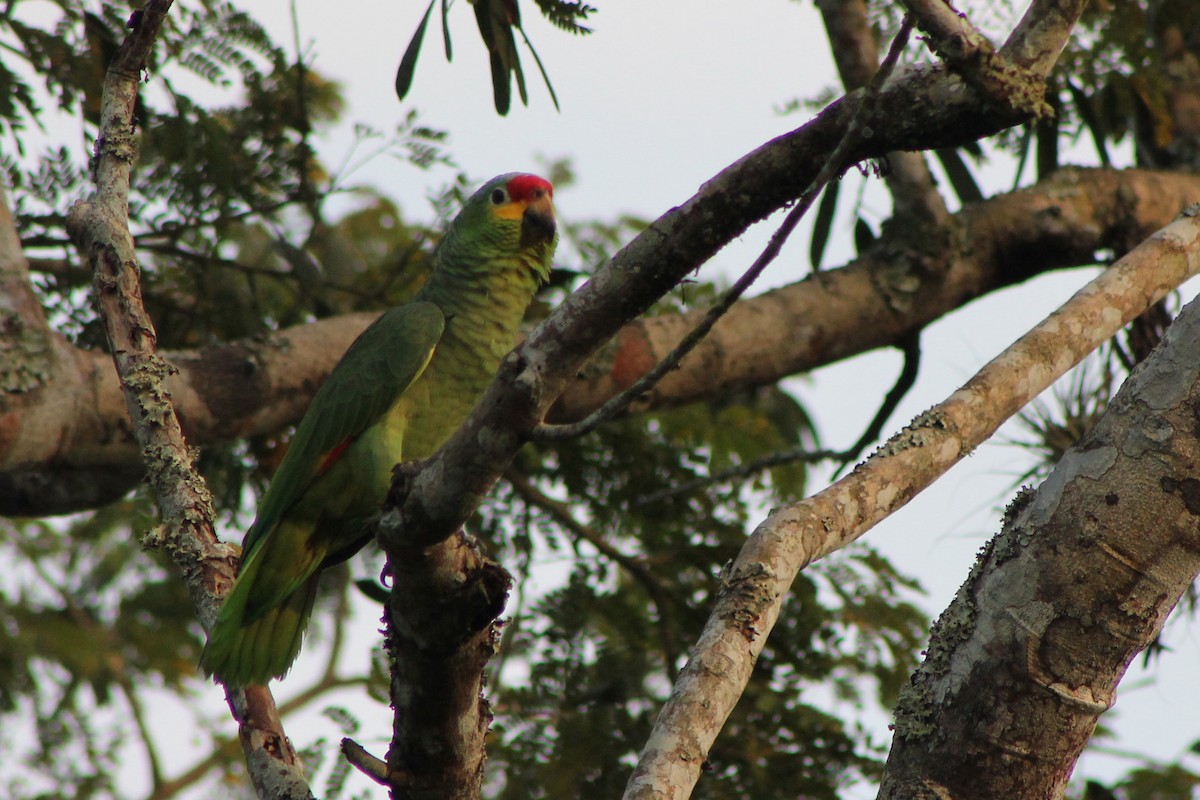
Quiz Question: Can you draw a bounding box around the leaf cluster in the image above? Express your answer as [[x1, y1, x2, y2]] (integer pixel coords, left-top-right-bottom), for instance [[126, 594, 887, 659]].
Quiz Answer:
[[0, 497, 200, 798], [988, 0, 1200, 176], [7, 2, 452, 353], [465, 369, 926, 796], [1075, 752, 1200, 800], [396, 0, 593, 116], [532, 1, 596, 35]]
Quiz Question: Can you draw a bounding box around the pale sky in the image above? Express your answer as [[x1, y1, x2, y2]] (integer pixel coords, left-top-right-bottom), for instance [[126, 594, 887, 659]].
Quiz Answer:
[[13, 1, 1199, 797]]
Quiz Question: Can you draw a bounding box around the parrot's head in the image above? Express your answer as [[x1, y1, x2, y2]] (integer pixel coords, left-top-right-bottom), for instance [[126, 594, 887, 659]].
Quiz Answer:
[[463, 172, 557, 256]]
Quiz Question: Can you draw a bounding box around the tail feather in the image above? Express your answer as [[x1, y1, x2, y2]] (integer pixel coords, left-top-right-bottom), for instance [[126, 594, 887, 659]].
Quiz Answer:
[[201, 547, 322, 687]]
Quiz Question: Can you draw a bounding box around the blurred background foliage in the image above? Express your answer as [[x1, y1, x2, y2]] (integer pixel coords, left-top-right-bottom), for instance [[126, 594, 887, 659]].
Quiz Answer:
[[1, 0, 1198, 798]]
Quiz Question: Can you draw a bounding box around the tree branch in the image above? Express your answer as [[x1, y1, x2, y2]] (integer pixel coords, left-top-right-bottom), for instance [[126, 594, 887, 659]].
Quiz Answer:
[[881, 207, 1200, 798], [622, 207, 1200, 800], [549, 167, 1198, 421], [379, 526, 511, 798], [2, 0, 1095, 519], [532, 16, 914, 442], [817, 0, 949, 228], [62, 4, 311, 798], [6, 165, 1197, 517], [395, 0, 1081, 538], [363, 8, 1095, 791], [903, 0, 1051, 118]]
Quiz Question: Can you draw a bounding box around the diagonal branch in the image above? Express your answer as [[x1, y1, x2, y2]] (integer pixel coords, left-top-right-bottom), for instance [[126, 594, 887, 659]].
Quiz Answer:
[[532, 17, 914, 442], [882, 210, 1200, 797], [385, 0, 1091, 555], [622, 207, 1200, 800], [62, 4, 311, 798]]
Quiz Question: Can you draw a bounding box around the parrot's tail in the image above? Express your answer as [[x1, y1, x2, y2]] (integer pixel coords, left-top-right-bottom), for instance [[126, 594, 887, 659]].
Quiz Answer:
[[200, 553, 320, 688]]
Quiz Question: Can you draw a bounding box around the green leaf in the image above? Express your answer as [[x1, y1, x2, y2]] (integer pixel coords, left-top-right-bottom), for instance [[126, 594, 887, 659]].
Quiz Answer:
[[354, 578, 391, 603], [396, 0, 437, 102], [853, 217, 876, 255], [809, 179, 838, 270], [533, 0, 596, 34], [1082, 780, 1119, 800], [1067, 78, 1111, 167], [441, 0, 453, 59], [517, 23, 561, 112], [934, 148, 983, 204]]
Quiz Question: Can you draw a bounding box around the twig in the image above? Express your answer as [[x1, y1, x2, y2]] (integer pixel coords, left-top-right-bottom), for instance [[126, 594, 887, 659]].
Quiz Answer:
[[507, 471, 683, 680], [817, 0, 950, 228], [634, 445, 846, 507], [533, 17, 915, 444], [639, 331, 922, 503], [121, 678, 165, 795], [342, 737, 391, 786]]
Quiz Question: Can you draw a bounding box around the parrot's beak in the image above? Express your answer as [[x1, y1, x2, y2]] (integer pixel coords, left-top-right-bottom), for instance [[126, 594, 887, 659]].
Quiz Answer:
[[521, 193, 557, 247]]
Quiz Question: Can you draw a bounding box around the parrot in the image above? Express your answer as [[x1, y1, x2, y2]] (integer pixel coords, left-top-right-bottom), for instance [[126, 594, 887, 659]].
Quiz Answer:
[[201, 173, 557, 687]]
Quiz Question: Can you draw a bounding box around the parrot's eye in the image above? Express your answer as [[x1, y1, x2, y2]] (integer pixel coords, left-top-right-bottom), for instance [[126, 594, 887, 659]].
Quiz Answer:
[[490, 188, 508, 205]]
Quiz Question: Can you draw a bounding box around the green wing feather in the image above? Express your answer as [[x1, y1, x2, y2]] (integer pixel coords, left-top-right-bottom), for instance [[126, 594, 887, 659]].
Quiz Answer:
[[242, 302, 445, 557]]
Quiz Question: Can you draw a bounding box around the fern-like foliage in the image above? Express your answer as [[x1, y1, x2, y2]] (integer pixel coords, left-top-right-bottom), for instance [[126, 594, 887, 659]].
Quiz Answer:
[[534, 0, 597, 34]]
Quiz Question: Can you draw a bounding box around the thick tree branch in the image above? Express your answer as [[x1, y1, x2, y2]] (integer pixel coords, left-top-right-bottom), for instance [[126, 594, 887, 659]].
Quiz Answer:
[[378, 527, 511, 798], [553, 167, 1199, 422], [5, 167, 1197, 517], [881, 213, 1200, 798], [622, 208, 1200, 800], [61, 4, 311, 799], [0, 184, 55, 395]]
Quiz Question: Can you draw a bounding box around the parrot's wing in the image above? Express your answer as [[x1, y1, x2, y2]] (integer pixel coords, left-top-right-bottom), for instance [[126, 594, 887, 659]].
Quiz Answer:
[[243, 302, 445, 556]]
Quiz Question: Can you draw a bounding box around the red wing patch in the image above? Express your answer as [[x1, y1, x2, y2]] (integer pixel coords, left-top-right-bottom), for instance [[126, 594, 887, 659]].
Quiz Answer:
[[318, 438, 353, 476]]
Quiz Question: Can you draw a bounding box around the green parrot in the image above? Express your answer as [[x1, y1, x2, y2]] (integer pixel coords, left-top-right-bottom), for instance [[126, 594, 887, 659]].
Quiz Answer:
[[201, 173, 557, 687]]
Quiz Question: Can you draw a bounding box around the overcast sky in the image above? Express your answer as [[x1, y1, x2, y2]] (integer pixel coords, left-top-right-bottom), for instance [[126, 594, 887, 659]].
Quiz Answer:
[[49, 1, 1200, 797]]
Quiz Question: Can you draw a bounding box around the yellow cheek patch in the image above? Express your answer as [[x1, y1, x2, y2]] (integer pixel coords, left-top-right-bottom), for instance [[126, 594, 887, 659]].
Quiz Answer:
[[492, 201, 528, 221]]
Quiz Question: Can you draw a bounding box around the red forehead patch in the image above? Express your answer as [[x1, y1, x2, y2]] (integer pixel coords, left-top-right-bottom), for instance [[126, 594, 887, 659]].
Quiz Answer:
[[506, 174, 553, 202]]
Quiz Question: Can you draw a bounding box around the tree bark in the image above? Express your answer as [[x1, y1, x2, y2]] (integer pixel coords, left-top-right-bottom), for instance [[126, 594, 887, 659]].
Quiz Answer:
[[378, 533, 510, 799], [879, 210, 1200, 799]]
